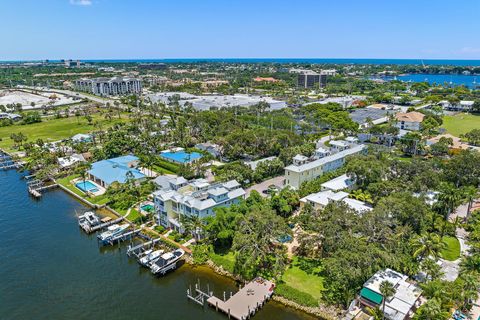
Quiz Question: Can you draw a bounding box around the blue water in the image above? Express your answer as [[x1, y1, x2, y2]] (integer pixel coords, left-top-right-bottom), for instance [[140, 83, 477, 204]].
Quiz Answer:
[[160, 151, 203, 164], [75, 180, 99, 193], [380, 73, 480, 88], [0, 169, 314, 320], [4, 58, 480, 66]]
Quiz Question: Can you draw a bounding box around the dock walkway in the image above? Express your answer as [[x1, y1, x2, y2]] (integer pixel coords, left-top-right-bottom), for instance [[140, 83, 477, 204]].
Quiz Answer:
[[205, 278, 275, 320]]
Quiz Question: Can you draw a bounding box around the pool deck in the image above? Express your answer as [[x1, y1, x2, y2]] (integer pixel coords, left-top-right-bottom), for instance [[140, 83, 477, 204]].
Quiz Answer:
[[73, 178, 105, 196], [207, 278, 274, 320]]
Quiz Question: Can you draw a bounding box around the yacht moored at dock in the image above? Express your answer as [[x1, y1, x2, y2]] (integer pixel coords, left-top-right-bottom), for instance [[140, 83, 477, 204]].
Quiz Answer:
[[150, 249, 185, 275]]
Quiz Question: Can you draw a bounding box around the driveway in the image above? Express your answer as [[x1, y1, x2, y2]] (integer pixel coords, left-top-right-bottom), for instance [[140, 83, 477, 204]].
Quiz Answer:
[[245, 175, 284, 198]]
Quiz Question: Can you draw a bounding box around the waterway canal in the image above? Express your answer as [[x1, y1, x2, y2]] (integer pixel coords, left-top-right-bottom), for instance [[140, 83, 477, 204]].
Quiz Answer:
[[0, 169, 315, 320]]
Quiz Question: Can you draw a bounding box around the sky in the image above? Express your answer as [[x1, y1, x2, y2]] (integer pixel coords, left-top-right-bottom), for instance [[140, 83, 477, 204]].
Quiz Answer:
[[1, 0, 480, 60]]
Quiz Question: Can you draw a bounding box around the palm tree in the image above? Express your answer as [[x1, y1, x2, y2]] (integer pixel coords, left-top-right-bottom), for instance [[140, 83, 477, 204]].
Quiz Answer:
[[411, 232, 446, 261], [181, 214, 204, 241], [379, 281, 396, 320], [437, 183, 463, 220], [462, 186, 479, 220]]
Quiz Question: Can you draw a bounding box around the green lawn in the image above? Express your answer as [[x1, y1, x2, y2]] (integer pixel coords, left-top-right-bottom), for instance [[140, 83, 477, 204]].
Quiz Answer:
[[0, 114, 129, 152], [440, 236, 461, 261], [126, 208, 142, 222], [209, 251, 235, 273], [281, 258, 325, 301], [442, 113, 480, 137]]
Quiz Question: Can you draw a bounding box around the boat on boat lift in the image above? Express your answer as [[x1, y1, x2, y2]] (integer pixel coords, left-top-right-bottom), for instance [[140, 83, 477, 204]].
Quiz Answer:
[[97, 224, 129, 242], [150, 249, 185, 275], [139, 249, 165, 267], [79, 211, 101, 226]]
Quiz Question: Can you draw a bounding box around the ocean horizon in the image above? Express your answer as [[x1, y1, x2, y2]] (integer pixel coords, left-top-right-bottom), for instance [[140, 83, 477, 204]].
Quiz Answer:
[[3, 58, 480, 66]]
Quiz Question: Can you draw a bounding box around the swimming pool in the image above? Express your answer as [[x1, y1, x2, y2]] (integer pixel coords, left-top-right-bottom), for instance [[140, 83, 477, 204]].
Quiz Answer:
[[160, 151, 203, 164], [76, 181, 99, 193], [141, 204, 154, 212]]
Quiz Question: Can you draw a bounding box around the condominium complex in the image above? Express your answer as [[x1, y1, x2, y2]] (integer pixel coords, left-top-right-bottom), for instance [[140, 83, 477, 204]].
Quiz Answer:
[[74, 77, 142, 96], [153, 176, 245, 232], [284, 143, 366, 189], [297, 71, 327, 89]]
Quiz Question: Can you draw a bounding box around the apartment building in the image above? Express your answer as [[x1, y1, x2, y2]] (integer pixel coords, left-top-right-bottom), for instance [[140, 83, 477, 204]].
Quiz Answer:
[[74, 77, 142, 96], [284, 144, 366, 189]]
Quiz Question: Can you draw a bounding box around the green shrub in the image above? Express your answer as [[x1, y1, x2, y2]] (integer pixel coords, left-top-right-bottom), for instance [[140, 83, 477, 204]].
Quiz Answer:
[[154, 157, 180, 173], [275, 283, 318, 307], [154, 225, 165, 234]]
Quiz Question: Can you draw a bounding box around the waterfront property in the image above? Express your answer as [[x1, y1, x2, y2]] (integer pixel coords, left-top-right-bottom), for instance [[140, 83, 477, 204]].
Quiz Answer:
[[284, 144, 366, 190], [74, 77, 142, 96], [348, 269, 423, 320], [74, 178, 105, 196], [153, 176, 245, 232], [57, 153, 86, 168], [160, 148, 203, 164], [87, 155, 146, 188]]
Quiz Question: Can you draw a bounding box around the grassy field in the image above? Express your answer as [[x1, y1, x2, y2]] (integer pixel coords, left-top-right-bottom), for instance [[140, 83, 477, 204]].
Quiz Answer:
[[440, 236, 461, 261], [443, 113, 480, 136], [281, 258, 325, 301], [0, 113, 129, 152]]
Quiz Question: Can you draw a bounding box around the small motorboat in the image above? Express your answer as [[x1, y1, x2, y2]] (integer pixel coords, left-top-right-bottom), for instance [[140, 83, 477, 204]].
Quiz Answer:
[[150, 249, 185, 275], [139, 250, 165, 267]]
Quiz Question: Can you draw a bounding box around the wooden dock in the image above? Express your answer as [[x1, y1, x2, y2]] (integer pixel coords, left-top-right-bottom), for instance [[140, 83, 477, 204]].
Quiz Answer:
[[190, 278, 275, 320], [28, 183, 58, 198]]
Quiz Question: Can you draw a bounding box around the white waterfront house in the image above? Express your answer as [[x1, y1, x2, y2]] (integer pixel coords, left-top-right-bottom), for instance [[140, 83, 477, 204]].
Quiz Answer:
[[153, 176, 245, 232], [284, 144, 366, 190], [74, 77, 142, 96]]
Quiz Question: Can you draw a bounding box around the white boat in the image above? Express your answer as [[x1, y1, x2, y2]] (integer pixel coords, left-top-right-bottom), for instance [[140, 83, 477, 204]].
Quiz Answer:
[[83, 211, 100, 226], [150, 249, 185, 275], [139, 249, 165, 267], [97, 224, 129, 242]]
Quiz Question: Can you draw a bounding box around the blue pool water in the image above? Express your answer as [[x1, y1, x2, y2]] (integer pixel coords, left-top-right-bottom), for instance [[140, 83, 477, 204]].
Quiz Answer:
[[141, 204, 154, 212], [160, 151, 202, 164], [75, 180, 99, 193]]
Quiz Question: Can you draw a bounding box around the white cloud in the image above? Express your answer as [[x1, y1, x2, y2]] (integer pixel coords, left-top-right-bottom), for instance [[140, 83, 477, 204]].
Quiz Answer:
[[458, 47, 480, 54], [70, 0, 92, 6]]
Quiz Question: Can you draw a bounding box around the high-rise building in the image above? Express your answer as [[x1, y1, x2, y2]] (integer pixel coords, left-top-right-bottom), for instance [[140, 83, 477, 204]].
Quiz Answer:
[[297, 72, 327, 89]]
